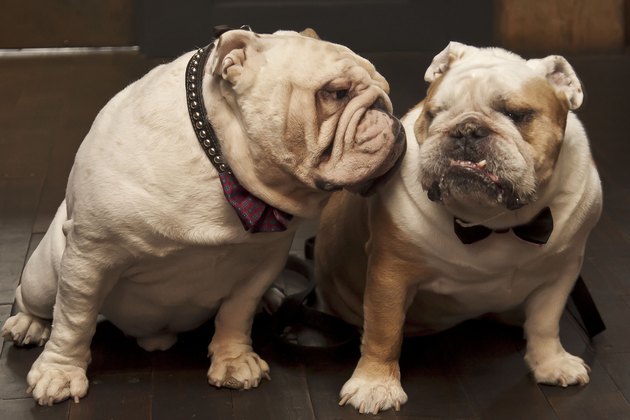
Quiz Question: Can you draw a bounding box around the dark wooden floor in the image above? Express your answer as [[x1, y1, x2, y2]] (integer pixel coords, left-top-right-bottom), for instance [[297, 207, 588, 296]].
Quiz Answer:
[[1, 49, 630, 419]]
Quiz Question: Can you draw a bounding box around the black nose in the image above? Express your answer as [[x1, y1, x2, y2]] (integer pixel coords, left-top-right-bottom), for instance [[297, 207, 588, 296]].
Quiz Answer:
[[450, 118, 490, 140]]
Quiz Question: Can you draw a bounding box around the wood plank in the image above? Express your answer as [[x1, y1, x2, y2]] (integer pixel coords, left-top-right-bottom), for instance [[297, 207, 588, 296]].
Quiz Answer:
[[151, 370, 234, 420], [0, 343, 43, 400], [229, 316, 316, 420], [0, 397, 69, 420], [539, 314, 630, 418], [68, 372, 152, 420], [447, 320, 556, 420], [304, 357, 376, 420], [396, 333, 477, 418], [149, 320, 233, 419], [599, 352, 630, 404]]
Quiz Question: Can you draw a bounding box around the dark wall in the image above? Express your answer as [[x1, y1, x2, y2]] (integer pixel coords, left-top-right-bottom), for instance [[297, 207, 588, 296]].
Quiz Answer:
[[0, 0, 134, 48], [135, 0, 495, 57]]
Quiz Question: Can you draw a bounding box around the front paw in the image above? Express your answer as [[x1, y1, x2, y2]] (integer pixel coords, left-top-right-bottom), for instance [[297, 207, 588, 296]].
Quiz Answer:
[[2, 312, 51, 346], [526, 351, 590, 387], [208, 351, 270, 390], [339, 375, 408, 414], [27, 358, 89, 405]]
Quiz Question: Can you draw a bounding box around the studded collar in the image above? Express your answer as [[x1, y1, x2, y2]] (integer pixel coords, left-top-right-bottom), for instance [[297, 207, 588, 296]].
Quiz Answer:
[[186, 44, 231, 175], [185, 43, 293, 233]]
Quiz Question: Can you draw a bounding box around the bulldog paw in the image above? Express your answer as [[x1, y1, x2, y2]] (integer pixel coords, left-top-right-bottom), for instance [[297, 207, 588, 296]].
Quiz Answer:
[[339, 375, 408, 414], [26, 360, 89, 405], [207, 351, 270, 390], [1, 312, 51, 346], [527, 352, 590, 387]]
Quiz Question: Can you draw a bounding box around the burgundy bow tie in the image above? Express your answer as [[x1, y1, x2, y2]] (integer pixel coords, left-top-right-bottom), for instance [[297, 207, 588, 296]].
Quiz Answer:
[[219, 172, 292, 232], [186, 43, 292, 233], [453, 207, 554, 245]]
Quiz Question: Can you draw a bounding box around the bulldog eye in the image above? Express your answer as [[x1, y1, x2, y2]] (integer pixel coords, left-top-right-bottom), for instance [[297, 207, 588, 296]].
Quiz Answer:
[[319, 84, 351, 103], [502, 109, 534, 124], [335, 89, 349, 100]]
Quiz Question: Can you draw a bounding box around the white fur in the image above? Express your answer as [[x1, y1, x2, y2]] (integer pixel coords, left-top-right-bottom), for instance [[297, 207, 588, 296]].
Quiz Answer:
[[390, 108, 601, 329], [340, 374, 408, 414], [374, 89, 601, 399], [1, 30, 402, 405], [333, 45, 602, 414]]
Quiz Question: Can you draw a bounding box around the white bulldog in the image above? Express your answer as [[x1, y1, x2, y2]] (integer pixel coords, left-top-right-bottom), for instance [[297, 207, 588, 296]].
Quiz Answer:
[[1, 28, 405, 405], [315, 42, 602, 414]]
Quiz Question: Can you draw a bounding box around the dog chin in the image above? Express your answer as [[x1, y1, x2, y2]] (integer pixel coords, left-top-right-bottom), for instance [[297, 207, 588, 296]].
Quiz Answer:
[[425, 172, 529, 210]]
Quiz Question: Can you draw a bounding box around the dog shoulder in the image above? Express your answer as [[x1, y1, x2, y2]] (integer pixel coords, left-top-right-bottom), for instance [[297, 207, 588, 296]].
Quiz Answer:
[[366, 193, 433, 282]]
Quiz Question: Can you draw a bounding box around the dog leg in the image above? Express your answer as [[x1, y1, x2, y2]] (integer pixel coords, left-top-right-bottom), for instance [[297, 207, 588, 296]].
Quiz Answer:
[[207, 242, 291, 390], [523, 260, 590, 387], [339, 279, 409, 413], [339, 242, 420, 414], [207, 286, 272, 390], [2, 203, 68, 346], [26, 223, 126, 405]]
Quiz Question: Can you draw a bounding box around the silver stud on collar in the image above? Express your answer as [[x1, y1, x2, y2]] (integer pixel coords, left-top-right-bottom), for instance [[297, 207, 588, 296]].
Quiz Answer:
[[186, 44, 232, 175]]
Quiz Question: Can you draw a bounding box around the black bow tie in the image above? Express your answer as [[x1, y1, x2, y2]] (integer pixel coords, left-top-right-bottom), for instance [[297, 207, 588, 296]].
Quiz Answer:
[[453, 207, 553, 245]]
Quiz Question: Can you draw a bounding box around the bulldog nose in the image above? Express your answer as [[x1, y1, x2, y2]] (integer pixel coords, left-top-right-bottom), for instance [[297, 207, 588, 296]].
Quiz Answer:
[[450, 118, 490, 140]]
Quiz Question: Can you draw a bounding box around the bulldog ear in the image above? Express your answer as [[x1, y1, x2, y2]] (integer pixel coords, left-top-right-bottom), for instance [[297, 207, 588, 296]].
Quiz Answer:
[[527, 55, 583, 110], [300, 28, 320, 40], [210, 29, 259, 85], [424, 42, 476, 83]]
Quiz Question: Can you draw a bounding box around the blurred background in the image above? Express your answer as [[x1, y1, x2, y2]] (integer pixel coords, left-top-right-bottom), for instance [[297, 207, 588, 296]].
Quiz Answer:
[[1, 0, 628, 116], [1, 0, 628, 55]]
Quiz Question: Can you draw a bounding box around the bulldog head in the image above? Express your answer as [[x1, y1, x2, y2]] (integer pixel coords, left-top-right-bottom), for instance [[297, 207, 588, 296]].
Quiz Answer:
[[415, 42, 583, 214], [207, 29, 406, 215]]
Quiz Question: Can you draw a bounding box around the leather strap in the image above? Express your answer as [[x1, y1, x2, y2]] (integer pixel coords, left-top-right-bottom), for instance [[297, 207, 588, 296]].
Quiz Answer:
[[270, 242, 359, 357], [568, 275, 606, 338]]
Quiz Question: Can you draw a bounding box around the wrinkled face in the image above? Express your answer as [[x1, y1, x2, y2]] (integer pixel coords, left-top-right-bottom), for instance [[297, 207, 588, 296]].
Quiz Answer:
[[212, 30, 406, 195], [416, 51, 571, 211]]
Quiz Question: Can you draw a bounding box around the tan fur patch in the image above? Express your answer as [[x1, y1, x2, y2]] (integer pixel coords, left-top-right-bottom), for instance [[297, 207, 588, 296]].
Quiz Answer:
[[413, 76, 446, 144], [359, 195, 432, 362], [510, 78, 569, 185], [315, 191, 371, 326]]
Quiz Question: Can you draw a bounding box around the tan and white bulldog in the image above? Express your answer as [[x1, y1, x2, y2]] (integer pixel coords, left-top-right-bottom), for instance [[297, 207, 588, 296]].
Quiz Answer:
[[1, 28, 405, 405], [316, 42, 602, 414]]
